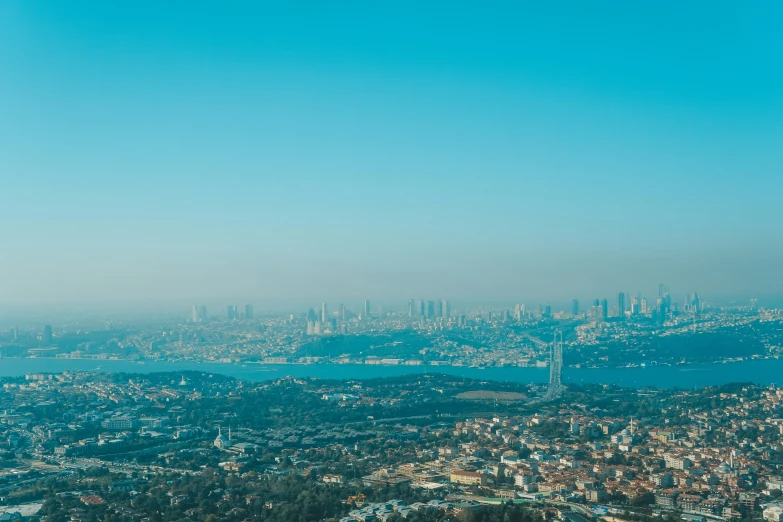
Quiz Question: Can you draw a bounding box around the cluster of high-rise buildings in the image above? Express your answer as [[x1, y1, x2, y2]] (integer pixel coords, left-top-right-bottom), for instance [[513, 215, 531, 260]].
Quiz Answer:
[[573, 285, 705, 325], [186, 287, 710, 331], [302, 299, 455, 337], [406, 299, 451, 320], [190, 305, 208, 323], [304, 300, 374, 336], [190, 304, 254, 322]]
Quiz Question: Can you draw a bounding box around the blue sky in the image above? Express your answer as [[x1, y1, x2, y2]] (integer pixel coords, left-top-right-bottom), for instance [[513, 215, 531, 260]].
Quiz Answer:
[[1, 1, 782, 307]]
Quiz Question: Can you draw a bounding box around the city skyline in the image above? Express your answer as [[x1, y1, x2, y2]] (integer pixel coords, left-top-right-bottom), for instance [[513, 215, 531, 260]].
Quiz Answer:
[[0, 275, 776, 311], [0, 287, 771, 323], [1, 286, 751, 329], [1, 282, 772, 372]]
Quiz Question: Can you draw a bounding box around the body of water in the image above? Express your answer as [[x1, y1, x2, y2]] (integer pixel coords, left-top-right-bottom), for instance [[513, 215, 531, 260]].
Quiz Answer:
[[0, 357, 781, 388]]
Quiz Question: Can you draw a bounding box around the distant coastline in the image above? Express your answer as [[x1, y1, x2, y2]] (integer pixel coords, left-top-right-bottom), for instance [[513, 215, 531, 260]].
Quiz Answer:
[[4, 352, 777, 369], [1, 356, 781, 388]]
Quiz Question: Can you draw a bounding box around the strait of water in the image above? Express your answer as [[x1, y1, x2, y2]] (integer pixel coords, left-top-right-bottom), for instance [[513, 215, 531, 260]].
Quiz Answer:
[[0, 357, 782, 388]]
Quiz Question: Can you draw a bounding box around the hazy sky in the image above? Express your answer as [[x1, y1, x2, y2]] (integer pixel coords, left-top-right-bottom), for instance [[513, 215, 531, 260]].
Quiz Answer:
[[1, 1, 782, 307]]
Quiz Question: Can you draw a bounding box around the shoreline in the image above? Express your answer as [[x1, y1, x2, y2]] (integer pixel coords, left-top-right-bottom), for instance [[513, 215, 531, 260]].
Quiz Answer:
[[2, 353, 776, 370], [1, 355, 781, 389]]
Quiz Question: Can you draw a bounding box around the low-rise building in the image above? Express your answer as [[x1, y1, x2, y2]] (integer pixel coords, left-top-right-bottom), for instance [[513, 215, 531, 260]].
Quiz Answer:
[[450, 471, 487, 486]]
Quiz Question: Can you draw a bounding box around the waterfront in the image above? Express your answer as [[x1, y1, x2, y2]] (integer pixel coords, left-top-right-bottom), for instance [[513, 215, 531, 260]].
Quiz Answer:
[[0, 357, 781, 388]]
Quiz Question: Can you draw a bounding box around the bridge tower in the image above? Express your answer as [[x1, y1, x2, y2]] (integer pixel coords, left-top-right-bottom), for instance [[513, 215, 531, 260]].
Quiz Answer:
[[548, 330, 563, 395]]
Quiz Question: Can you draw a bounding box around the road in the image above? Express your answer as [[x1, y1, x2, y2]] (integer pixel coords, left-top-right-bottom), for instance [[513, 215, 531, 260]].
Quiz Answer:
[[563, 512, 593, 522], [55, 457, 200, 476], [454, 494, 594, 518]]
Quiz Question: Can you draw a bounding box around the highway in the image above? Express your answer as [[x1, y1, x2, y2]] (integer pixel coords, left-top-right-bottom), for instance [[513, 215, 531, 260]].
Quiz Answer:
[[55, 457, 200, 477]]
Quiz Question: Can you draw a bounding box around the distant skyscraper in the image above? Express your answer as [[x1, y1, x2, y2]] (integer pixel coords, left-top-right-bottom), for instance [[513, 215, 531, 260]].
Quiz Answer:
[[227, 305, 238, 320], [640, 298, 648, 314], [364, 300, 371, 317], [307, 307, 317, 323], [690, 292, 703, 312], [435, 300, 443, 318], [571, 299, 579, 316], [591, 299, 601, 320], [306, 320, 314, 335], [192, 305, 208, 322], [618, 292, 626, 319], [601, 299, 608, 320], [340, 304, 346, 321], [42, 325, 53, 346], [245, 304, 254, 319], [544, 305, 551, 318], [321, 303, 328, 323], [442, 300, 450, 319], [408, 299, 415, 318], [426, 300, 435, 318], [658, 298, 669, 324], [419, 300, 426, 317]]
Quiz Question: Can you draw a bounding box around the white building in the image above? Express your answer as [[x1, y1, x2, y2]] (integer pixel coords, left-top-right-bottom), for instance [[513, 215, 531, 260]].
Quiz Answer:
[[763, 505, 783, 522], [101, 417, 135, 430], [214, 427, 231, 450]]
